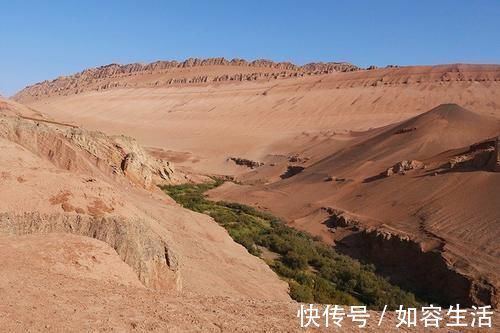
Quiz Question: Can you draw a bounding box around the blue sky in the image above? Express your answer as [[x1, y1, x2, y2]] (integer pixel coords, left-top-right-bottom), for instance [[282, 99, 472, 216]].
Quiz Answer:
[[0, 0, 499, 96]]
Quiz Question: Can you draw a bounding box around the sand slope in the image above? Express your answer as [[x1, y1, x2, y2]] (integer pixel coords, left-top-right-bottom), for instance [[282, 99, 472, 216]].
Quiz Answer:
[[209, 104, 500, 308]]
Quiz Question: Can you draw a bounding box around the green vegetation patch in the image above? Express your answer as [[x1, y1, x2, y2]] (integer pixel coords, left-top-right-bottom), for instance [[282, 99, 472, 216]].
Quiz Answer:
[[160, 180, 421, 309]]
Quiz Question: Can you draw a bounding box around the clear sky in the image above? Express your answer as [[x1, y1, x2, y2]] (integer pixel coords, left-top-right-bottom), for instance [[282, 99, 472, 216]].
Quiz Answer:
[[1, 0, 499, 96]]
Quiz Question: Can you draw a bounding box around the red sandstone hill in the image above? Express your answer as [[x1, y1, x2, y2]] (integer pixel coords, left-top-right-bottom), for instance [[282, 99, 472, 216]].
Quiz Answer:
[[8, 61, 500, 312], [13, 57, 360, 102], [14, 62, 500, 176]]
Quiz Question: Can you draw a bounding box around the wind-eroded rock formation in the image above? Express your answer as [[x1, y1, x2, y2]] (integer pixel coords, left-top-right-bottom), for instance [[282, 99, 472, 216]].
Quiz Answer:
[[14, 57, 360, 102], [384, 160, 425, 177], [229, 156, 264, 169], [447, 137, 500, 172], [0, 114, 179, 189], [322, 207, 497, 308]]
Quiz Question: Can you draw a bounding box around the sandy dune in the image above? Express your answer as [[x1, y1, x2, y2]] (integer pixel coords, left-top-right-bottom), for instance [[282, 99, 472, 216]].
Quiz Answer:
[[209, 104, 500, 308]]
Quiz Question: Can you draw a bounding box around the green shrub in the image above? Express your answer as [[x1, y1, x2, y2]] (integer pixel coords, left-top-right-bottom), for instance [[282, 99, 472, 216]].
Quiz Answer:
[[282, 251, 308, 270], [289, 281, 314, 303], [160, 180, 424, 310]]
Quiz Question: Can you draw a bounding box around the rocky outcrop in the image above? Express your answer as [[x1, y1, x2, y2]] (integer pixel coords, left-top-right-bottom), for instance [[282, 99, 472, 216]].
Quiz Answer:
[[229, 157, 264, 169], [337, 228, 498, 308], [13, 63, 500, 104], [287, 154, 309, 163], [394, 127, 417, 135], [384, 160, 424, 176], [322, 207, 361, 229], [121, 152, 153, 188], [14, 57, 361, 102], [65, 58, 359, 77], [489, 136, 500, 172], [0, 115, 181, 188], [373, 137, 499, 179], [447, 137, 500, 172], [0, 102, 291, 302], [0, 212, 180, 290], [322, 208, 498, 308], [280, 165, 305, 179]]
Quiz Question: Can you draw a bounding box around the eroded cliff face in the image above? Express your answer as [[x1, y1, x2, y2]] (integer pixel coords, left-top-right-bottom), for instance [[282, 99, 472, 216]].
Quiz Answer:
[[13, 57, 360, 102], [0, 114, 181, 189], [492, 137, 500, 172], [323, 208, 499, 309], [14, 62, 500, 105], [0, 101, 291, 301], [0, 212, 180, 289]]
